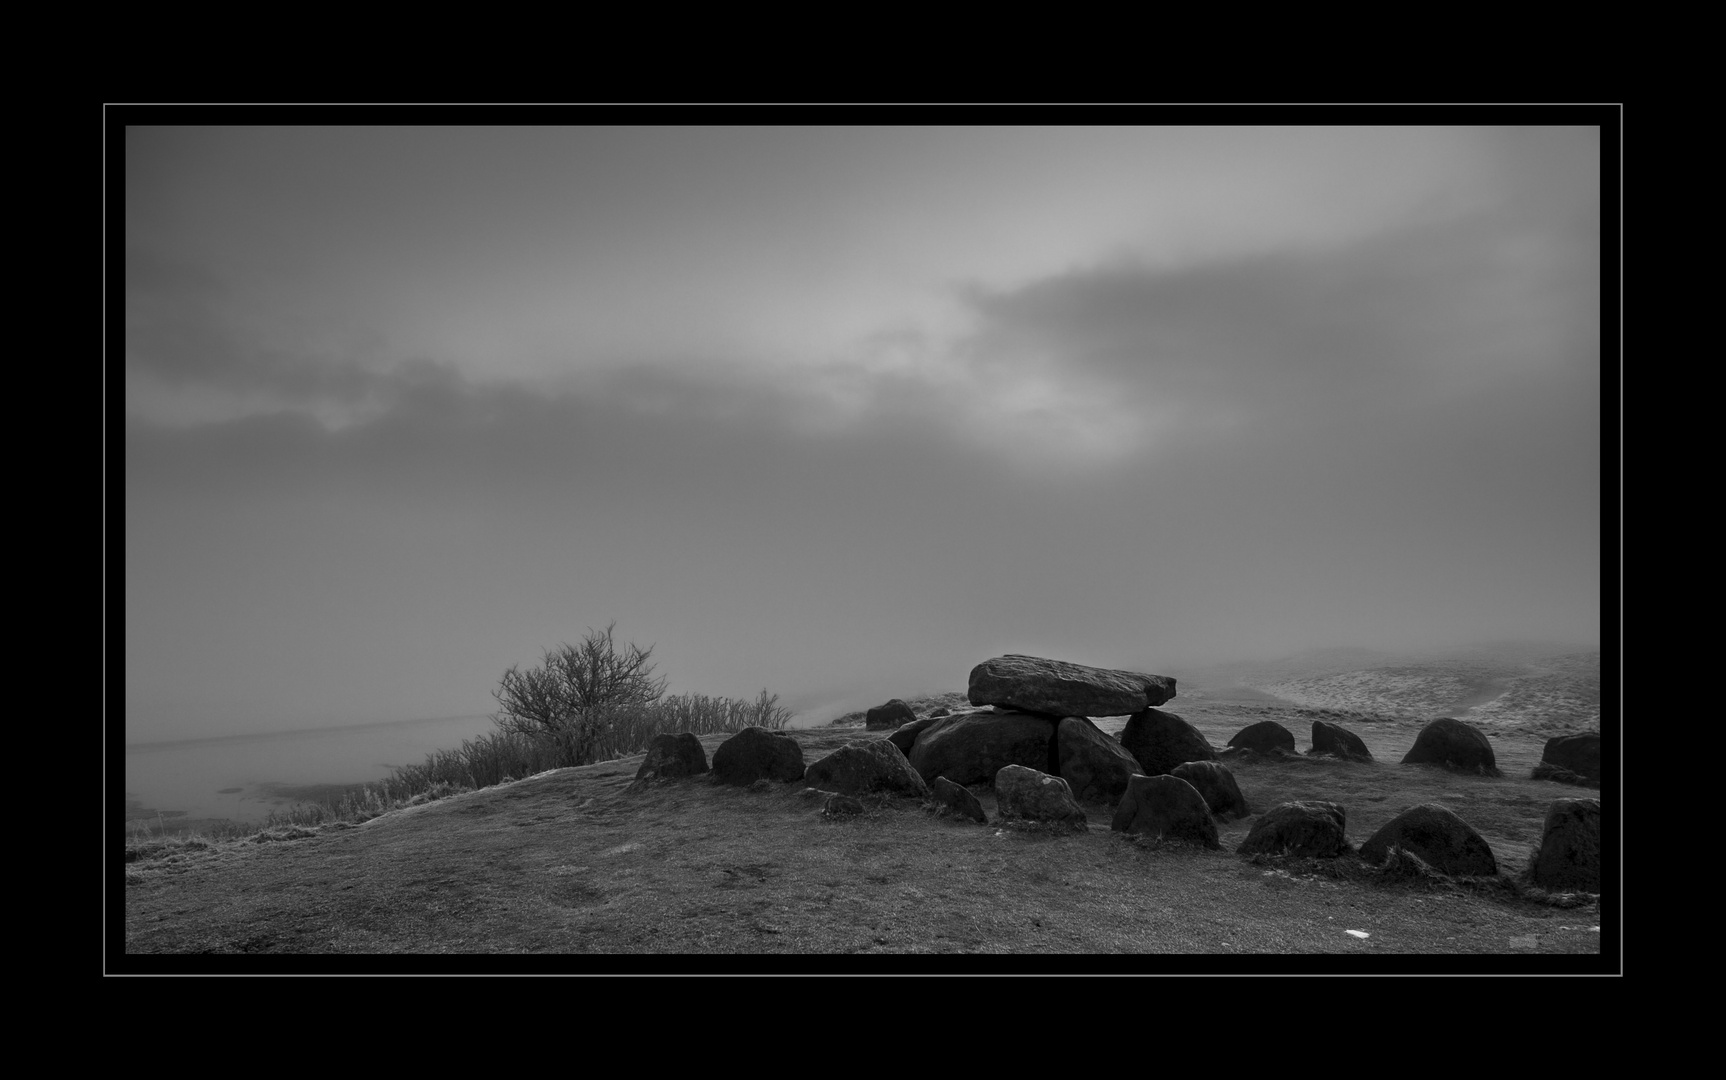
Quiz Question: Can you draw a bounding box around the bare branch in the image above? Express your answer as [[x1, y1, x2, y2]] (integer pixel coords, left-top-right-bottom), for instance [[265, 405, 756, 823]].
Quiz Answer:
[[490, 623, 667, 747]]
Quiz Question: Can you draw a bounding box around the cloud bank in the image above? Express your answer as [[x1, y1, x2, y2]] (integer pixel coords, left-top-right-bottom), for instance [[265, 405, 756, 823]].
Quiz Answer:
[[122, 124, 1604, 739]]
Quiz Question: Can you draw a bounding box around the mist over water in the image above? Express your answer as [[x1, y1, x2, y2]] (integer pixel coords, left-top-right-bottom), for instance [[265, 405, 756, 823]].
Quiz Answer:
[[125, 714, 496, 825]]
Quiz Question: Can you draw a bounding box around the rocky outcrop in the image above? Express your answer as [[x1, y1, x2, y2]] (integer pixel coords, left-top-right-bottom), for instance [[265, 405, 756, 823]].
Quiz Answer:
[[1169, 760, 1250, 821], [865, 699, 917, 731], [1237, 801, 1349, 857], [803, 740, 929, 798], [1536, 733, 1601, 783], [1228, 720, 1295, 755], [1109, 774, 1220, 849], [1118, 708, 1218, 776], [967, 654, 1176, 717], [1530, 798, 1601, 891], [1055, 716, 1142, 805], [1360, 804, 1498, 876], [1310, 720, 1373, 762], [994, 765, 1087, 831], [930, 776, 987, 823], [906, 709, 1059, 786], [634, 732, 709, 780], [710, 727, 806, 785], [1401, 718, 1500, 776]]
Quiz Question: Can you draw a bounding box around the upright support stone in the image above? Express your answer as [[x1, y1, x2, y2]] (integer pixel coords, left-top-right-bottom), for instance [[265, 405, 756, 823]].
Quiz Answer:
[[1110, 774, 1220, 849], [1311, 720, 1373, 761], [1118, 708, 1218, 776], [994, 765, 1087, 831], [804, 740, 929, 798], [1538, 733, 1601, 782], [1402, 718, 1499, 776], [634, 732, 709, 780], [1056, 716, 1143, 806], [711, 727, 805, 786], [1531, 798, 1601, 891], [905, 709, 1060, 786], [1360, 803, 1498, 876]]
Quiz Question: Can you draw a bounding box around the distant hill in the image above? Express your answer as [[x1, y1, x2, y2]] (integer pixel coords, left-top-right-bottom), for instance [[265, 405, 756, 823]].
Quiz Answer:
[[1173, 643, 1599, 738]]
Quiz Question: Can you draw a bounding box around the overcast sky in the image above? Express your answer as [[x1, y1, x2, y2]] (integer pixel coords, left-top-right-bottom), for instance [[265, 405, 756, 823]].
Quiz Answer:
[[121, 123, 1604, 740]]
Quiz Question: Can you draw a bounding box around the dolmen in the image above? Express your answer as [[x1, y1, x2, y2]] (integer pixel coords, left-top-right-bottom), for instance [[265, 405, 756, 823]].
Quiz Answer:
[[892, 655, 1204, 806]]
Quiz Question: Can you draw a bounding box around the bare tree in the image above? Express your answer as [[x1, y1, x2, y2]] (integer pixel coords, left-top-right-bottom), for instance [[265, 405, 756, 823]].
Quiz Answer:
[[492, 623, 668, 761]]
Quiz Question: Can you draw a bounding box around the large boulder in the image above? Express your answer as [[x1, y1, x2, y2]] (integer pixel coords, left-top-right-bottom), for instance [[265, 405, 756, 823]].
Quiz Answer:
[[967, 654, 1176, 717], [1228, 720, 1295, 755], [1310, 720, 1373, 762], [930, 776, 987, 823], [994, 765, 1087, 831], [1538, 733, 1601, 782], [906, 709, 1059, 786], [1360, 804, 1499, 876], [1169, 760, 1251, 821], [804, 740, 929, 798], [1402, 718, 1500, 776], [886, 713, 944, 758], [1237, 801, 1349, 857], [1530, 798, 1601, 892], [710, 727, 805, 785], [865, 699, 917, 731], [1109, 774, 1220, 850], [1118, 708, 1218, 776], [1056, 716, 1142, 805], [634, 732, 709, 780]]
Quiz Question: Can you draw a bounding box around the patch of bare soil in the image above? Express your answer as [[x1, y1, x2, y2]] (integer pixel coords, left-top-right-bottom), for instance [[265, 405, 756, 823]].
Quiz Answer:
[[119, 721, 1613, 971]]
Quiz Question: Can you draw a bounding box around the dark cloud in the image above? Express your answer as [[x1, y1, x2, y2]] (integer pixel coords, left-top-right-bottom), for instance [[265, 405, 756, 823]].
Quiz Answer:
[[125, 239, 395, 425], [954, 205, 1598, 448]]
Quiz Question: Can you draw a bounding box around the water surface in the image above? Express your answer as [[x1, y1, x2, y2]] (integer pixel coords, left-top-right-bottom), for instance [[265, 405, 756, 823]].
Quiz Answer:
[[124, 714, 497, 828]]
